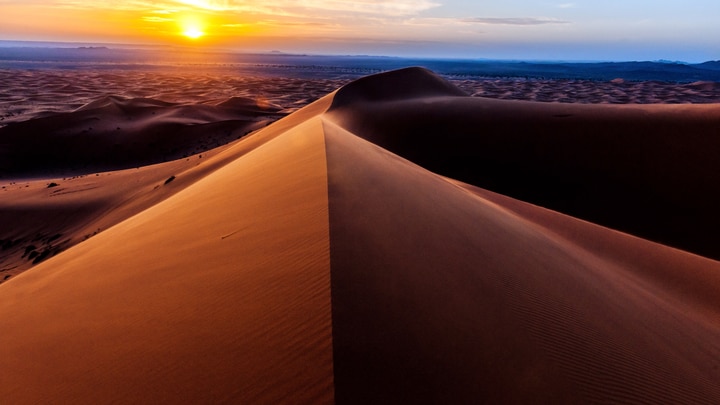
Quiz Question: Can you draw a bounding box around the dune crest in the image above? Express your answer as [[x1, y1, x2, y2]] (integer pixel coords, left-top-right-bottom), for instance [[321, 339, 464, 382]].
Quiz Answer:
[[327, 67, 720, 260], [329, 66, 466, 108], [2, 68, 720, 403], [74, 95, 175, 111]]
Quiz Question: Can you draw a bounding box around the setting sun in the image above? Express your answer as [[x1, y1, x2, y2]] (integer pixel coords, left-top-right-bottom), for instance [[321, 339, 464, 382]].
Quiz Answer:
[[179, 16, 205, 40], [183, 26, 204, 39]]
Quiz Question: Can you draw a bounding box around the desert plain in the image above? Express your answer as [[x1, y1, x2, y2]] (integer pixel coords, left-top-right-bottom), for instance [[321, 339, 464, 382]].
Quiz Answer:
[[1, 65, 720, 403]]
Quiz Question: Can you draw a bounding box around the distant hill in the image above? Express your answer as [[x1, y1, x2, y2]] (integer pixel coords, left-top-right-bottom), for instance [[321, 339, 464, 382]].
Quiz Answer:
[[695, 60, 720, 71], [1, 41, 719, 82]]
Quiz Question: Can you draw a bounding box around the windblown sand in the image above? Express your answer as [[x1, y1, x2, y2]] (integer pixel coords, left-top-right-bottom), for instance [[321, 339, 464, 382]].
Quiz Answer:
[[1, 67, 720, 403]]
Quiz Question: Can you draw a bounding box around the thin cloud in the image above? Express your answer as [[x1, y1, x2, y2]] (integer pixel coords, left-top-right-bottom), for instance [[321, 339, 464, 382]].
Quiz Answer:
[[298, 0, 440, 16], [5, 0, 439, 18], [166, 0, 440, 16], [461, 17, 570, 26], [172, 0, 234, 11], [142, 16, 173, 22]]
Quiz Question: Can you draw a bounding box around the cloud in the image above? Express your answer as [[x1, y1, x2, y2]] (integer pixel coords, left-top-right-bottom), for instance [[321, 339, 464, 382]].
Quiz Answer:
[[166, 0, 440, 16], [173, 0, 234, 11], [142, 16, 173, 22], [556, 3, 576, 8], [461, 17, 570, 26], [5, 0, 439, 18], [297, 0, 440, 16]]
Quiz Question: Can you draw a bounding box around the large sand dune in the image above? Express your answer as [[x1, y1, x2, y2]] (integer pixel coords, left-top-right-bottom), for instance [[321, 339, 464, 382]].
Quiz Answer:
[[2, 67, 720, 403], [327, 69, 720, 259]]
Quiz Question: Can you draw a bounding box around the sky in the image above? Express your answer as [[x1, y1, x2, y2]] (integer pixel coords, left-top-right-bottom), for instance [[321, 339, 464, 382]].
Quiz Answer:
[[1, 0, 719, 61]]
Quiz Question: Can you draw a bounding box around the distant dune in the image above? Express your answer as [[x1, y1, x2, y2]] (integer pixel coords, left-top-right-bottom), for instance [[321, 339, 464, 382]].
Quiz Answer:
[[0, 95, 284, 177], [0, 68, 347, 127], [1, 67, 720, 403]]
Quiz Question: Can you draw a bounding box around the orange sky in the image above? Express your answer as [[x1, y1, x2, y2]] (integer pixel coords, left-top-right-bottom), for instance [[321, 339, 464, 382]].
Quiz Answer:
[[1, 1, 719, 60], [1, 1, 283, 46], [0, 0, 440, 49]]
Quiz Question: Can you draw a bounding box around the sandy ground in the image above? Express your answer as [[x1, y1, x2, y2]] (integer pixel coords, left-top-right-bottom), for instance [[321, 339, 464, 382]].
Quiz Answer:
[[3, 69, 719, 127], [0, 69, 348, 126], [456, 77, 720, 103], [326, 68, 720, 260], [0, 97, 335, 403], [1, 67, 720, 403], [0, 95, 286, 177]]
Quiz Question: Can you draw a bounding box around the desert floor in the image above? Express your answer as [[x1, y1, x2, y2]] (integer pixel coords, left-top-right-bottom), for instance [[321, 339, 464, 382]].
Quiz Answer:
[[1, 67, 720, 403]]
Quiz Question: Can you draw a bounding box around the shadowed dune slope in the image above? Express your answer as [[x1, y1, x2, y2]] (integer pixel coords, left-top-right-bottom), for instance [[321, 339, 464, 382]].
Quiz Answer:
[[323, 119, 720, 403], [0, 95, 284, 178], [1, 68, 720, 403], [327, 67, 720, 260]]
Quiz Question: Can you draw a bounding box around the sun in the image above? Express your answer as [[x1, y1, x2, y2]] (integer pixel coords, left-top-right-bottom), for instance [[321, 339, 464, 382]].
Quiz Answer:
[[179, 16, 206, 40], [183, 26, 204, 39]]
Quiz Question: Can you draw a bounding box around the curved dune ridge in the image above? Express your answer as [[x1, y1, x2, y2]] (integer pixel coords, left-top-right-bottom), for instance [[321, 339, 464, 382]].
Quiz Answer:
[[327, 68, 720, 260], [1, 67, 720, 403]]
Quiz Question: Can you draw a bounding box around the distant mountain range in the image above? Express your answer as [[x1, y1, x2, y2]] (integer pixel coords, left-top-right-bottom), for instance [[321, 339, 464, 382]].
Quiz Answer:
[[0, 41, 719, 82]]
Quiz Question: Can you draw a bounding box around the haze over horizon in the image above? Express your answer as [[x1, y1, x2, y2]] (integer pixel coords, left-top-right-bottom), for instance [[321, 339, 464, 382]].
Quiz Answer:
[[1, 0, 719, 62]]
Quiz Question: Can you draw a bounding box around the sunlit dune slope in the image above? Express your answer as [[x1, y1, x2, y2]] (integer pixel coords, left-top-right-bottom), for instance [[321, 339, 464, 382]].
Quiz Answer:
[[327, 67, 720, 260], [0, 94, 334, 283], [0, 96, 335, 404], [1, 67, 720, 404]]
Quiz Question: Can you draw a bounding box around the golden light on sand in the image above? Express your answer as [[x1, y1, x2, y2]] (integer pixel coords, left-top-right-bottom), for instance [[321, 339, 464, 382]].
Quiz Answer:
[[3, 65, 720, 403]]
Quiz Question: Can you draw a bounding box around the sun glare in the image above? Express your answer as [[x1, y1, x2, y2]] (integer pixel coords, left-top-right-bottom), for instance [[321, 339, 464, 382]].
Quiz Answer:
[[179, 16, 205, 40], [183, 26, 204, 39]]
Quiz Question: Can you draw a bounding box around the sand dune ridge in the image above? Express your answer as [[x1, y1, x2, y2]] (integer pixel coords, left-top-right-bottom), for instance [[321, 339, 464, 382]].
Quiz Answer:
[[1, 67, 720, 403]]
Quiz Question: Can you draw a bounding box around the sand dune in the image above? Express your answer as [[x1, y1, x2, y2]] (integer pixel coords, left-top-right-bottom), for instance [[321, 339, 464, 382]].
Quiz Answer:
[[457, 78, 720, 104], [4, 68, 717, 130], [323, 120, 720, 403], [0, 97, 335, 403], [0, 94, 285, 178], [0, 95, 278, 279], [2, 67, 720, 403], [0, 69, 348, 126], [0, 94, 333, 282], [327, 68, 720, 260]]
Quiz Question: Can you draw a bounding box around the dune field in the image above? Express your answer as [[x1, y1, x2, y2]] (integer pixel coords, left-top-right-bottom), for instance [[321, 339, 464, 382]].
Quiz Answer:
[[1, 67, 720, 403]]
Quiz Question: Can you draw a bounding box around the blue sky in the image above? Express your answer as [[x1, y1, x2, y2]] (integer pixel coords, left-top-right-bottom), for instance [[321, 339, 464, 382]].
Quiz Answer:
[[0, 0, 718, 61], [423, 0, 720, 61]]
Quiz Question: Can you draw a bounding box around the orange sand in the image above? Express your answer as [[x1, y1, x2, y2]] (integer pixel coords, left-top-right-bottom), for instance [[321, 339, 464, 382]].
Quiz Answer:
[[1, 67, 720, 403], [0, 97, 334, 403]]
